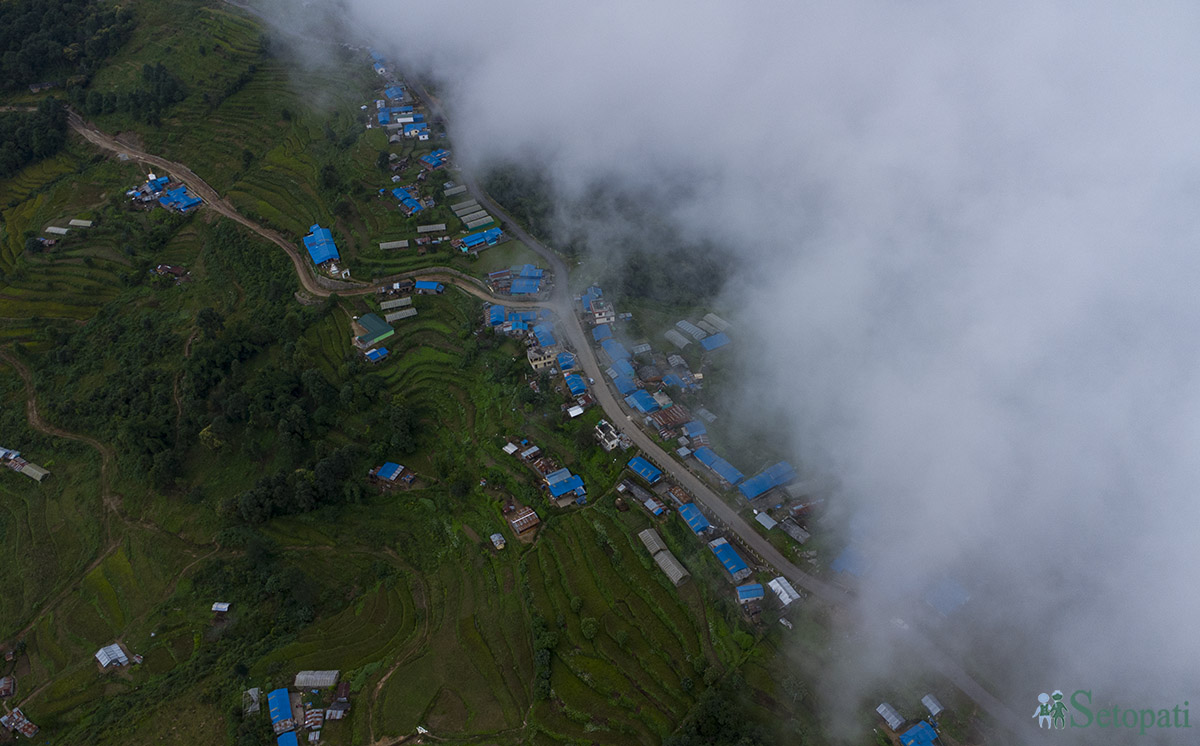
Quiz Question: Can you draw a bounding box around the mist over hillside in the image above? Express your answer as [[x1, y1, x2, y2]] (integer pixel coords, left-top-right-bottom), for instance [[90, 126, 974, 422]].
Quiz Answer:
[[253, 1, 1200, 742]]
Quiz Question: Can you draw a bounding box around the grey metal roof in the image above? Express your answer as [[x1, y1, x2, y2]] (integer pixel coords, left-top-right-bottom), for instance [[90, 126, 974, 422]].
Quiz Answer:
[[380, 298, 412, 310], [664, 330, 691, 349], [294, 670, 340, 688], [385, 308, 418, 322], [653, 550, 690, 586], [638, 528, 667, 556]]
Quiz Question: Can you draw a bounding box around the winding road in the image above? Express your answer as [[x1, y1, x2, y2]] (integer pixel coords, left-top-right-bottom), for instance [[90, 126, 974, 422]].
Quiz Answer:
[[54, 86, 1024, 737]]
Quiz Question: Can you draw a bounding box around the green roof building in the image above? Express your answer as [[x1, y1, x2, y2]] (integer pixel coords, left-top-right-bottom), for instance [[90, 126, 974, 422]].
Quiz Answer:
[[355, 313, 394, 347]]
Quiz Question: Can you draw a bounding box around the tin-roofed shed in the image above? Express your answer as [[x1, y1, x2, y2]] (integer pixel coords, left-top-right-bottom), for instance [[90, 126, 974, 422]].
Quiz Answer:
[[294, 670, 340, 688], [653, 550, 690, 586], [638, 528, 667, 555]]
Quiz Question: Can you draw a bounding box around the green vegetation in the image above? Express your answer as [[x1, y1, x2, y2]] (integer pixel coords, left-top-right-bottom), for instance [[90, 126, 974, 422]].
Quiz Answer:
[[0, 0, 136, 89], [0, 99, 68, 177]]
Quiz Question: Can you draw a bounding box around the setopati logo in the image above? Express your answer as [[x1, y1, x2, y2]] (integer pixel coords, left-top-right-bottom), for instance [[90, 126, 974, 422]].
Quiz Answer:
[[1035, 690, 1191, 736]]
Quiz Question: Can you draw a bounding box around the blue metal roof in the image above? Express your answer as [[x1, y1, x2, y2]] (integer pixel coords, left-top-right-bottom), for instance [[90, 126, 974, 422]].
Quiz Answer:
[[900, 721, 938, 746], [489, 306, 506, 325], [377, 462, 401, 481], [625, 390, 660, 413], [267, 688, 291, 724], [600, 338, 631, 361], [431, 148, 449, 158], [158, 186, 202, 211], [613, 359, 635, 379], [565, 374, 587, 396], [511, 277, 541, 294], [420, 154, 445, 168], [691, 447, 744, 485], [384, 85, 404, 99], [627, 456, 662, 484], [403, 122, 428, 135], [711, 541, 749, 576], [146, 176, 170, 192], [738, 461, 798, 499], [830, 545, 869, 577], [507, 310, 536, 323], [925, 578, 971, 616], [662, 372, 685, 388], [592, 324, 613, 341], [303, 225, 339, 264], [545, 468, 572, 486], [678, 503, 711, 533], [549, 473, 585, 498], [277, 733, 299, 746], [414, 280, 442, 291], [612, 375, 638, 395], [682, 421, 707, 438], [700, 332, 730, 351], [736, 583, 765, 601], [534, 325, 556, 347], [556, 352, 575, 370], [365, 348, 389, 362], [377, 110, 390, 125], [515, 264, 543, 278]]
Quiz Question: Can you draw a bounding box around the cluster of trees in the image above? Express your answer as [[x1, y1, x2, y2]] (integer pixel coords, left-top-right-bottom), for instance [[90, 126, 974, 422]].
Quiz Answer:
[[70, 63, 185, 125], [483, 164, 555, 241], [220, 446, 362, 524], [0, 98, 67, 178], [529, 613, 558, 700], [0, 0, 135, 88], [664, 676, 771, 746]]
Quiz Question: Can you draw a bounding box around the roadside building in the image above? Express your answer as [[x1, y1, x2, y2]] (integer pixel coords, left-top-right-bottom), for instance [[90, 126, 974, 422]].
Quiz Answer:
[[600, 338, 631, 362], [303, 225, 340, 265], [627, 456, 663, 485], [739, 461, 798, 500], [592, 324, 613, 342], [159, 185, 202, 212], [780, 518, 811, 544], [591, 300, 616, 325], [708, 537, 752, 581], [736, 583, 765, 604], [692, 446, 745, 486], [755, 512, 778, 530], [624, 390, 660, 414], [678, 503, 712, 534], [565, 373, 587, 396], [414, 280, 444, 294], [556, 351, 576, 370], [768, 577, 802, 607]]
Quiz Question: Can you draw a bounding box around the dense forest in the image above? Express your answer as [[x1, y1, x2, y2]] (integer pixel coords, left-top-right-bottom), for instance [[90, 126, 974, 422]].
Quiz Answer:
[[0, 97, 68, 178], [0, 0, 135, 88]]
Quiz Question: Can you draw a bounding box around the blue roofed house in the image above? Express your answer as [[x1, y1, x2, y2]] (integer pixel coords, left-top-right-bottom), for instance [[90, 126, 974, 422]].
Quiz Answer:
[[627, 456, 663, 484], [557, 351, 576, 370], [277, 732, 300, 746], [612, 375, 638, 395], [510, 277, 541, 293], [546, 468, 586, 501], [268, 688, 295, 734], [600, 338, 631, 362], [625, 390, 660, 414], [700, 332, 731, 351], [565, 373, 587, 396], [384, 85, 405, 100], [403, 122, 429, 139], [533, 323, 557, 347], [682, 421, 707, 439], [708, 538, 752, 581], [365, 347, 389, 363], [592, 324, 613, 341], [900, 721, 939, 746], [692, 446, 745, 486], [303, 225, 339, 265], [678, 503, 711, 534], [145, 175, 170, 193], [611, 359, 636, 379], [738, 462, 798, 500], [736, 583, 765, 604], [158, 186, 202, 212], [488, 305, 506, 325], [377, 109, 391, 126], [414, 280, 444, 294]]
